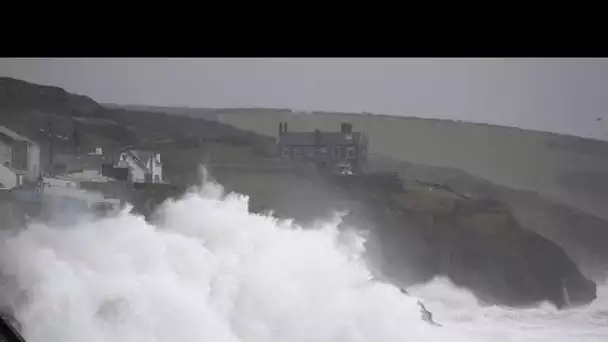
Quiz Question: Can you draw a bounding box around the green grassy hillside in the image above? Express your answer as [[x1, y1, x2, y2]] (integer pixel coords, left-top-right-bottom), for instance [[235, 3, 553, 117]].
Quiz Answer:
[[213, 110, 608, 221]]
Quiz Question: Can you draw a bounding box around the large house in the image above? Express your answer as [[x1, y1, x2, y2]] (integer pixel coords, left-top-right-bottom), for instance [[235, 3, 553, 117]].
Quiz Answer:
[[115, 149, 163, 183], [0, 126, 41, 184], [276, 122, 369, 174]]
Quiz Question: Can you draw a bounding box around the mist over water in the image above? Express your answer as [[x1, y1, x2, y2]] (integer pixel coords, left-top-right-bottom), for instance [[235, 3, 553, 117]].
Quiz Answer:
[[0, 181, 606, 342]]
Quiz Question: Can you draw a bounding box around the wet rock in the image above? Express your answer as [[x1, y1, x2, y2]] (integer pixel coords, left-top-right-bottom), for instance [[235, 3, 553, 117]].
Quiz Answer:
[[338, 177, 597, 309]]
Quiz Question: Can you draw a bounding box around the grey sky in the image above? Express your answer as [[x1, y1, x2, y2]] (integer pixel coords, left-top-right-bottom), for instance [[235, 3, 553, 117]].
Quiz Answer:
[[1, 58, 607, 140]]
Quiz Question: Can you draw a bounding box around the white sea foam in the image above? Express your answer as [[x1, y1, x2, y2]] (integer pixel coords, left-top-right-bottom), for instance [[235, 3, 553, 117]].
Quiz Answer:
[[0, 180, 605, 342]]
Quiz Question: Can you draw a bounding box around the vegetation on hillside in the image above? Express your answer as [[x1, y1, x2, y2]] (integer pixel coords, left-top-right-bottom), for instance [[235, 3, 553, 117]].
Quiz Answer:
[[0, 77, 277, 171]]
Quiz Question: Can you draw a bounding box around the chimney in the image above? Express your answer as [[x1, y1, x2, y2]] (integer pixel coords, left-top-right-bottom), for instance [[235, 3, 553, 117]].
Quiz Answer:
[[341, 123, 352, 133], [150, 153, 155, 183], [278, 122, 289, 136], [314, 129, 321, 146]]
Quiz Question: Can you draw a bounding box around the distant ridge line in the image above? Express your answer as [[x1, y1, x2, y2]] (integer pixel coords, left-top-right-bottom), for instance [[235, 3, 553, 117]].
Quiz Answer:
[[102, 103, 608, 144]]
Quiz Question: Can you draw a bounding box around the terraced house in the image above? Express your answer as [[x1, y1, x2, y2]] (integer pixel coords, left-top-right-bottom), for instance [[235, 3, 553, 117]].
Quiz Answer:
[[277, 122, 369, 175]]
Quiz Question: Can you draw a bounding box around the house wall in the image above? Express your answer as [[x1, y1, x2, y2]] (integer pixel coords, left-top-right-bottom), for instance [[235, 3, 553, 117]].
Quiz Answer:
[[128, 156, 146, 182], [26, 142, 40, 181], [11, 141, 28, 171], [146, 155, 163, 183], [0, 142, 11, 168], [0, 141, 41, 183], [0, 141, 41, 182], [0, 129, 41, 182], [278, 143, 365, 174], [154, 162, 163, 183], [0, 164, 17, 189], [117, 153, 146, 183]]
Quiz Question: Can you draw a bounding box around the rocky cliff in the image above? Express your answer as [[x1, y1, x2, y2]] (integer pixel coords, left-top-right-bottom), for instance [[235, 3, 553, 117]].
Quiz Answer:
[[203, 168, 597, 310], [341, 180, 597, 309], [368, 154, 608, 282]]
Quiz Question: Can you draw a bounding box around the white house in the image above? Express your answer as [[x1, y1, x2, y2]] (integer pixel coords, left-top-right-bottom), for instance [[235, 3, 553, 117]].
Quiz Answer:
[[0, 126, 41, 183], [116, 150, 163, 183]]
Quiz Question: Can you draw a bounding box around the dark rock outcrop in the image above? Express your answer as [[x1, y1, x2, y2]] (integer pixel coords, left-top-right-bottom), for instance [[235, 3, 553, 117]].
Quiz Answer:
[[332, 177, 597, 309], [370, 155, 608, 282]]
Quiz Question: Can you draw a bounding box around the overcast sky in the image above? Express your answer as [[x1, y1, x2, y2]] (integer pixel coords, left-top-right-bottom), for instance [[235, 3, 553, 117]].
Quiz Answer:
[[1, 58, 607, 140]]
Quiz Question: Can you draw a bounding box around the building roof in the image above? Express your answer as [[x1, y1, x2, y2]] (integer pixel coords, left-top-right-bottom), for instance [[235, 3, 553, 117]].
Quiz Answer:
[[0, 126, 34, 144], [119, 150, 160, 172], [278, 132, 364, 146], [130, 150, 154, 163]]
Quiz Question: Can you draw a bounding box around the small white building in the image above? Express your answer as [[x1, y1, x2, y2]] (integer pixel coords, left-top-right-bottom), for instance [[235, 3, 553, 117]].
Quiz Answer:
[[116, 150, 163, 183], [0, 126, 41, 183]]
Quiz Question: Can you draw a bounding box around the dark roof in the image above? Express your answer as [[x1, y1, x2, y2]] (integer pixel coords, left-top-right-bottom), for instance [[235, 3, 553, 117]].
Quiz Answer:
[[122, 150, 160, 171], [278, 132, 365, 146], [130, 150, 154, 164]]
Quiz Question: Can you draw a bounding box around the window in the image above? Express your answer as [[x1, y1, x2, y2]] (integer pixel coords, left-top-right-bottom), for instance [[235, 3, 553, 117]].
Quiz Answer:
[[346, 147, 356, 159], [332, 146, 342, 159], [282, 148, 290, 158], [316, 146, 327, 155], [294, 147, 303, 158], [305, 146, 315, 157]]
